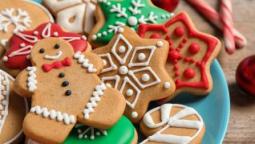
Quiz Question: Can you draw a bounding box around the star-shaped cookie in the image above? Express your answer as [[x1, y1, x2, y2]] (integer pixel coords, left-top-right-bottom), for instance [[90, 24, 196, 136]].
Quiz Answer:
[[89, 0, 173, 46], [138, 12, 221, 99], [93, 26, 176, 123]]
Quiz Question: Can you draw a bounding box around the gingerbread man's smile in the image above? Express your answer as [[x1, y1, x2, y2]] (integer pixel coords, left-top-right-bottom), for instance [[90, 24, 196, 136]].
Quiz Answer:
[[44, 50, 63, 60]]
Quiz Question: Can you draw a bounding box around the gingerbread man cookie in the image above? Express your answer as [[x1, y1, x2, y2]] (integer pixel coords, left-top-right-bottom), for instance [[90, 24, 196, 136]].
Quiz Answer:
[[140, 104, 205, 144], [26, 116, 138, 144], [0, 70, 28, 144], [43, 0, 97, 34], [14, 38, 126, 143], [1, 22, 88, 77], [0, 0, 53, 56], [89, 0, 174, 46], [138, 12, 221, 99], [93, 27, 176, 123]]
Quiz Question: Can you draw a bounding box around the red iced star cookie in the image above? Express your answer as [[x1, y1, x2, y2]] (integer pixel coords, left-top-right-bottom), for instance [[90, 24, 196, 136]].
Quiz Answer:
[[138, 12, 221, 98], [2, 22, 88, 75]]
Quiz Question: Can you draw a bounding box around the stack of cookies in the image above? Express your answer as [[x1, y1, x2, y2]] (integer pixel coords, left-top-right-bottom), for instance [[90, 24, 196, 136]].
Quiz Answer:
[[0, 0, 221, 144]]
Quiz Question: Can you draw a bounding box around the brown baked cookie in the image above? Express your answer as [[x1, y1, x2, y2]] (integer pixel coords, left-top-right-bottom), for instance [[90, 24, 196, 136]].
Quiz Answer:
[[138, 12, 221, 100], [0, 70, 28, 144], [43, 0, 97, 34], [14, 38, 126, 144], [140, 104, 205, 144], [93, 26, 176, 123], [0, 0, 53, 55]]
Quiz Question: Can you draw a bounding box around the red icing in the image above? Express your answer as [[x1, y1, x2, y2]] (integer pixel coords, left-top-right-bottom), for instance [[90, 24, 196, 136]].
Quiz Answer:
[[3, 23, 87, 70], [138, 12, 220, 90], [236, 55, 255, 96], [189, 43, 200, 54], [42, 57, 72, 72], [152, 0, 180, 12], [174, 26, 185, 37]]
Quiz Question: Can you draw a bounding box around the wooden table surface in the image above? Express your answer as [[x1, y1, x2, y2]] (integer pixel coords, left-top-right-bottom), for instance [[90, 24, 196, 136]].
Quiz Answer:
[[177, 1, 255, 143]]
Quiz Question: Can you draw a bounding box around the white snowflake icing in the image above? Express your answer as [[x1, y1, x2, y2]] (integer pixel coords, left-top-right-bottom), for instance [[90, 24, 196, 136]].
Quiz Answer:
[[0, 8, 31, 33], [100, 33, 162, 118], [93, 0, 171, 40], [75, 125, 107, 140]]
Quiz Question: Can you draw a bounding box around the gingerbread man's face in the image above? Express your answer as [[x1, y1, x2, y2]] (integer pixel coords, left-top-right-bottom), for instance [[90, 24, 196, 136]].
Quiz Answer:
[[30, 38, 74, 67]]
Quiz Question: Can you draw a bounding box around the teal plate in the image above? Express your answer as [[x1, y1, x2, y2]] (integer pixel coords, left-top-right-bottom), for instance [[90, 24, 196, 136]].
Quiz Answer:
[[170, 60, 230, 144], [31, 1, 230, 143]]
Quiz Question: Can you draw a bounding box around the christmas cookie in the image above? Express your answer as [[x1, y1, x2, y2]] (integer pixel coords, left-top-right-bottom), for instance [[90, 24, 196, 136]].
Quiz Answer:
[[0, 70, 28, 143], [1, 22, 88, 76], [27, 116, 138, 144], [140, 104, 205, 144], [93, 27, 176, 123], [138, 12, 221, 99], [0, 0, 53, 55], [43, 0, 97, 34], [14, 38, 126, 143], [89, 0, 174, 46]]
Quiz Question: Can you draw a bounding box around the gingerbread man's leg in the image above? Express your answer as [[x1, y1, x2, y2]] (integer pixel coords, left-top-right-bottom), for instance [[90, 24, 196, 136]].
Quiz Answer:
[[78, 87, 126, 129]]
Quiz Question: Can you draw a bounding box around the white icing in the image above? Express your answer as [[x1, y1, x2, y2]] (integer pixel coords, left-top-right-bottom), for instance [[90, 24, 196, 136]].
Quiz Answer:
[[118, 45, 126, 53], [163, 82, 171, 89], [140, 104, 204, 144], [0, 8, 31, 33], [83, 83, 107, 119], [128, 16, 138, 26], [75, 124, 108, 140], [131, 111, 138, 118], [26, 67, 37, 92], [156, 41, 164, 48], [73, 52, 97, 73], [44, 51, 63, 60], [126, 89, 134, 97], [99, 33, 161, 119], [0, 39, 8, 47], [30, 106, 76, 125]]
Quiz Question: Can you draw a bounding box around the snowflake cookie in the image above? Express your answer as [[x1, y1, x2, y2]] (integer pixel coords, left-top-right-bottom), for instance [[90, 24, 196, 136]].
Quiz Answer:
[[0, 70, 28, 143], [43, 0, 97, 34], [0, 0, 53, 54], [93, 27, 176, 123], [138, 12, 221, 99], [140, 104, 205, 144], [89, 0, 174, 46], [14, 38, 126, 144], [1, 22, 88, 77]]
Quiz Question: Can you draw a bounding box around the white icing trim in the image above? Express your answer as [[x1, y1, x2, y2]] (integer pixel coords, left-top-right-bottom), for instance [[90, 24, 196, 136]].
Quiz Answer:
[[75, 124, 108, 140], [44, 51, 63, 60], [140, 104, 204, 144], [99, 53, 117, 73], [41, 23, 51, 38], [26, 67, 37, 92], [73, 52, 97, 73], [30, 106, 76, 125], [83, 83, 107, 119], [101, 75, 120, 89]]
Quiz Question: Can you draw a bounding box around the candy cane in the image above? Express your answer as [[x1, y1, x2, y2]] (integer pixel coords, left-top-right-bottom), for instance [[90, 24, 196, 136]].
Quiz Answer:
[[186, 0, 247, 51]]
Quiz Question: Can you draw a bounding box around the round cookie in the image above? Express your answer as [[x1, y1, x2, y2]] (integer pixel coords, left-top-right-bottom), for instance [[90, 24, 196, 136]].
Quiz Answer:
[[0, 70, 28, 143], [43, 0, 97, 34], [1, 22, 89, 77], [88, 0, 174, 46], [140, 104, 205, 144], [0, 0, 53, 55]]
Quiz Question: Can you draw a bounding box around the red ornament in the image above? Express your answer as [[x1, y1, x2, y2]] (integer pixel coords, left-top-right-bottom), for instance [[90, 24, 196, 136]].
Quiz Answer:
[[236, 55, 255, 96], [152, 0, 180, 12]]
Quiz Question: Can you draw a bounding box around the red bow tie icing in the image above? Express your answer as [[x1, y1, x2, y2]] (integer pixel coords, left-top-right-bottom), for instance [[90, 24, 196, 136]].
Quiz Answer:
[[2, 23, 87, 70], [138, 12, 221, 94], [42, 57, 72, 72]]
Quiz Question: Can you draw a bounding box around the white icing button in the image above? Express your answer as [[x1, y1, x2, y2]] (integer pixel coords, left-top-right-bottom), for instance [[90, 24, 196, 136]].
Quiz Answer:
[[142, 74, 150, 82], [118, 45, 126, 53], [92, 35, 97, 40], [138, 53, 146, 61], [126, 89, 134, 97], [131, 111, 138, 118], [128, 16, 138, 26], [119, 66, 129, 75], [164, 82, 171, 89], [2, 56, 8, 62], [156, 41, 164, 48]]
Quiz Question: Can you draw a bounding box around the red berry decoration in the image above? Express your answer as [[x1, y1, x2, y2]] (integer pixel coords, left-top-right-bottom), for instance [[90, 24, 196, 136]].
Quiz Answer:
[[152, 0, 180, 12], [236, 55, 255, 96]]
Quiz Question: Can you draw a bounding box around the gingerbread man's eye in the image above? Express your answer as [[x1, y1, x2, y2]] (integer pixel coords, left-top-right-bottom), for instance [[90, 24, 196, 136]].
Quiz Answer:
[[39, 48, 45, 54], [54, 44, 60, 49]]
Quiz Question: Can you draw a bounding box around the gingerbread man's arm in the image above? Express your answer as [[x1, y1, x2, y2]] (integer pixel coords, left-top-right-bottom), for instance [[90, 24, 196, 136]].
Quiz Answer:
[[14, 67, 37, 97]]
